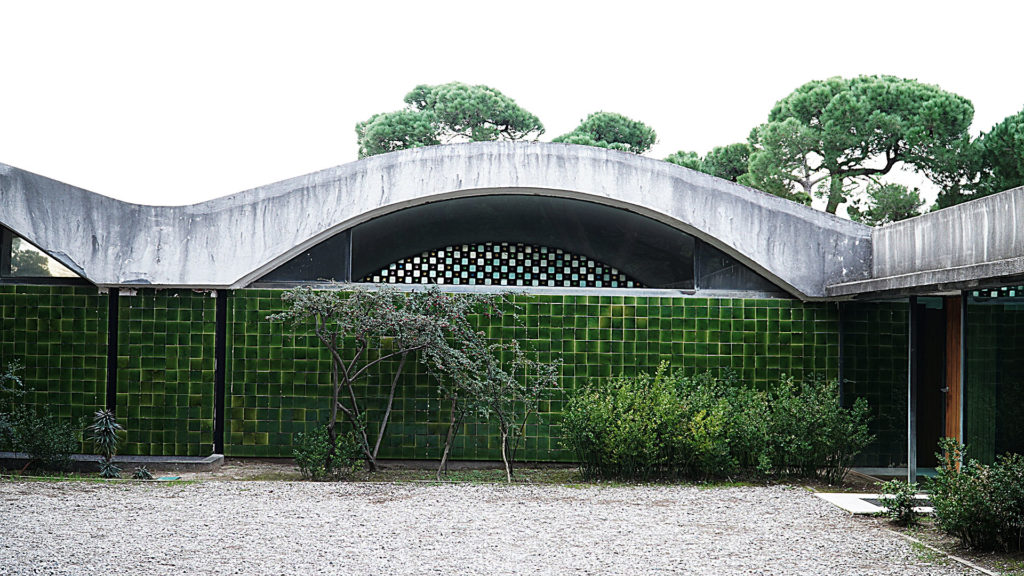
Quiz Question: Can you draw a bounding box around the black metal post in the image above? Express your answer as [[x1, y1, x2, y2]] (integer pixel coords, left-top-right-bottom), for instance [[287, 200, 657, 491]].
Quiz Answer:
[[837, 302, 845, 407], [213, 290, 228, 455], [105, 288, 119, 412], [908, 297, 919, 484]]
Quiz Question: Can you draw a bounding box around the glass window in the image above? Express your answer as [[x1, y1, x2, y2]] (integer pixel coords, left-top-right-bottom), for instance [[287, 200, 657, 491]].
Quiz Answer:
[[1, 228, 78, 278], [696, 241, 785, 293], [350, 195, 695, 289], [362, 241, 641, 288], [840, 301, 909, 467], [965, 289, 1024, 463], [257, 230, 351, 284], [255, 194, 786, 294]]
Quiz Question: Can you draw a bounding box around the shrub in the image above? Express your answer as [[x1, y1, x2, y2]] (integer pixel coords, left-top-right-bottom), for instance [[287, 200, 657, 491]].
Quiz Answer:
[[988, 452, 1024, 551], [878, 479, 920, 526], [4, 405, 79, 472], [930, 440, 1024, 551], [760, 377, 873, 483], [562, 368, 873, 483], [1, 360, 80, 472], [294, 425, 362, 481], [0, 360, 25, 444], [563, 364, 692, 481]]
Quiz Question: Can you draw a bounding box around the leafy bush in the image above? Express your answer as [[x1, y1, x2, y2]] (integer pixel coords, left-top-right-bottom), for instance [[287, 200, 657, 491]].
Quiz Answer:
[[294, 425, 362, 481], [878, 479, 920, 526], [0, 360, 79, 472], [563, 365, 694, 481], [930, 439, 1024, 551], [760, 378, 873, 484], [0, 360, 25, 442], [4, 405, 79, 472], [562, 367, 873, 482]]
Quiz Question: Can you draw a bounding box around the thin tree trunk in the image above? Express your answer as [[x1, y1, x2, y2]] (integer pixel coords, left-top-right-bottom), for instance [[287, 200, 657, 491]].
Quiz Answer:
[[325, 352, 342, 472], [371, 352, 408, 462], [437, 397, 462, 481], [510, 409, 534, 468], [500, 426, 512, 483]]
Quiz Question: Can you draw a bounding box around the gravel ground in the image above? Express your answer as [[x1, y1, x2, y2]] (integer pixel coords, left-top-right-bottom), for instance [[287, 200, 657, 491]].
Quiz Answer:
[[0, 481, 974, 576]]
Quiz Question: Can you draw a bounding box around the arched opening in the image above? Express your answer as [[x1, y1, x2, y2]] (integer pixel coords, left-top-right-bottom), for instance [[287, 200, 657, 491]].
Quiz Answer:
[[256, 194, 784, 294]]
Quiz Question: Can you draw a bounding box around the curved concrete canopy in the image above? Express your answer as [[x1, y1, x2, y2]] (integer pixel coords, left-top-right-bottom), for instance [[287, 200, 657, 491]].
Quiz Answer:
[[0, 142, 872, 299]]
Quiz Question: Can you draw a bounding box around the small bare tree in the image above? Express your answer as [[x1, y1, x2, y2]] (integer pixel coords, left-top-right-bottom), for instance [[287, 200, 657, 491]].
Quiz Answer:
[[482, 341, 560, 482], [269, 285, 501, 472], [432, 309, 562, 482], [435, 342, 493, 480]]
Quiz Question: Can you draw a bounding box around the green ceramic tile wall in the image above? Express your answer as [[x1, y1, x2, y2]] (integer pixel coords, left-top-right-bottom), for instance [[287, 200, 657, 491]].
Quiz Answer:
[[115, 289, 216, 456], [0, 286, 843, 461], [0, 285, 107, 451], [226, 291, 840, 461], [840, 302, 909, 467], [965, 302, 1024, 463]]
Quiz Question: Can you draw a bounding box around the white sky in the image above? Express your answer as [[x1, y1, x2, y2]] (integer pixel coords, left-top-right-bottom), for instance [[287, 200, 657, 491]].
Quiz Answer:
[[1, 1, 1021, 213]]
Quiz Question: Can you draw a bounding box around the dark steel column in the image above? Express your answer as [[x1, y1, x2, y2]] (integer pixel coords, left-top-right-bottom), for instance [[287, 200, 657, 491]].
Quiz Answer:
[[105, 288, 119, 412], [213, 290, 228, 455], [837, 302, 846, 407], [908, 297, 919, 484]]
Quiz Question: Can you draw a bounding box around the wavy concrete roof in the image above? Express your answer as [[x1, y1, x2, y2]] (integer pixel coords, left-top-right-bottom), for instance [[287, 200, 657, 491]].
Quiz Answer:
[[0, 142, 873, 299]]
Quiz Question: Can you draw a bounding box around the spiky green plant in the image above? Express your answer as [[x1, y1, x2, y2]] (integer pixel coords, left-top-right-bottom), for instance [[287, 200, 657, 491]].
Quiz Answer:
[[87, 409, 123, 479], [132, 465, 153, 480]]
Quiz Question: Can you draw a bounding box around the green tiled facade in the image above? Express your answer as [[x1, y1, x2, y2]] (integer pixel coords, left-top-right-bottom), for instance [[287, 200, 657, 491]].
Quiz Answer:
[[965, 301, 1024, 463], [3, 286, 852, 462], [0, 285, 107, 452], [225, 290, 841, 460], [115, 289, 216, 456], [840, 302, 909, 467]]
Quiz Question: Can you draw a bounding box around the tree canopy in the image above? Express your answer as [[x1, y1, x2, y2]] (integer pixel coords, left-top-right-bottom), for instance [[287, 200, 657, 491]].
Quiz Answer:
[[9, 239, 51, 276], [975, 106, 1024, 197], [355, 109, 440, 159], [663, 150, 702, 171], [356, 82, 544, 158], [664, 143, 753, 184], [744, 75, 974, 214], [701, 143, 751, 183], [351, 77, 1020, 219], [553, 112, 657, 154], [847, 183, 924, 226]]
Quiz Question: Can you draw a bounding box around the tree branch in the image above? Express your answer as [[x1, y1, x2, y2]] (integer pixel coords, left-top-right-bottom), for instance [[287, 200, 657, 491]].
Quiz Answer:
[[371, 351, 408, 460], [348, 345, 427, 383]]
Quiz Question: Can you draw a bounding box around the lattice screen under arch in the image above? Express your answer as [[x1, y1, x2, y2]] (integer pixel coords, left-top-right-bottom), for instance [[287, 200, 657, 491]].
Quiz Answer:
[[363, 242, 643, 288]]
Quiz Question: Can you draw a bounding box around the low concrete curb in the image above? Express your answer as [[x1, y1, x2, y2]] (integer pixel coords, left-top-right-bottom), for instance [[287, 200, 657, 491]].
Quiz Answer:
[[0, 452, 223, 473]]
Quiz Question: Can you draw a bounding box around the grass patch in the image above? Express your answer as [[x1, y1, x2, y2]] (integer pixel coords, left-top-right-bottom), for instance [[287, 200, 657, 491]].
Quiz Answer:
[[993, 558, 1024, 575], [234, 470, 304, 482], [352, 466, 583, 485], [907, 540, 948, 565]]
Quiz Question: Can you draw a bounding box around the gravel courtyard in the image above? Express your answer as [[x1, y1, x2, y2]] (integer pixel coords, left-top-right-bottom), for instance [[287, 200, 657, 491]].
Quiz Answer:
[[0, 481, 972, 576]]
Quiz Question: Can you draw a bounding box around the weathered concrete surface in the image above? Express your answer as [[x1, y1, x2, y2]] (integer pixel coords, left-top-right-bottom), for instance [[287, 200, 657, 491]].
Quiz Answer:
[[828, 186, 1024, 296], [0, 142, 872, 298]]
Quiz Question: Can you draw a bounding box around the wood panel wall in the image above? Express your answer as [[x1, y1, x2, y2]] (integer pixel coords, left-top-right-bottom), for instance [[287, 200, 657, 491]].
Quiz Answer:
[[945, 296, 962, 441]]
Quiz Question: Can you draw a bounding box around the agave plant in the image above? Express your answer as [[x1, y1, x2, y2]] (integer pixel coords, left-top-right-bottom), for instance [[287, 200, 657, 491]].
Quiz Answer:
[[87, 409, 123, 479], [132, 465, 154, 480]]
